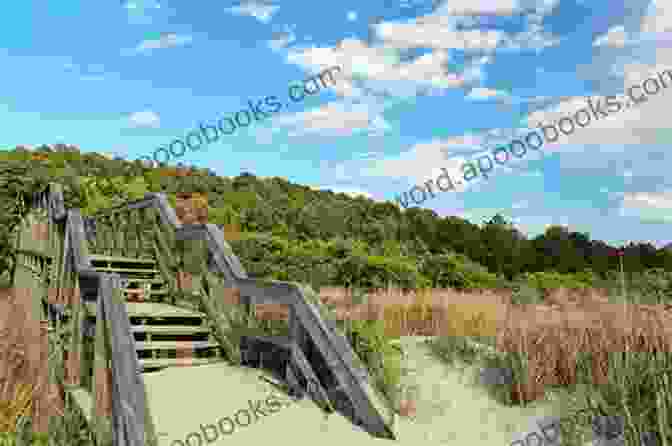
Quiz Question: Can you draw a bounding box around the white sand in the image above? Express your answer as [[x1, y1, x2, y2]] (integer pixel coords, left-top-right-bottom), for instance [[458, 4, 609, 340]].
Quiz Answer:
[[143, 337, 570, 446]]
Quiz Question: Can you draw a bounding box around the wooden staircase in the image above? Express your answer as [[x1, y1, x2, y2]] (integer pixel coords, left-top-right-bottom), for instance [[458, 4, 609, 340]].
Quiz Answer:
[[21, 183, 397, 446], [85, 255, 225, 372]]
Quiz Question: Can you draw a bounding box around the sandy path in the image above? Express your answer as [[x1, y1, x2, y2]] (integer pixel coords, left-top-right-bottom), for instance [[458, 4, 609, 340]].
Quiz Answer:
[[143, 336, 567, 446], [393, 336, 567, 445]]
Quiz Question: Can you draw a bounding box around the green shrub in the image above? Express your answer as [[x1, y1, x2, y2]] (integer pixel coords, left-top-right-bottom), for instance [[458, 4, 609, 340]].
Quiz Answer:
[[230, 233, 428, 290], [420, 252, 503, 291], [626, 268, 672, 304], [520, 271, 593, 294], [342, 317, 404, 408]]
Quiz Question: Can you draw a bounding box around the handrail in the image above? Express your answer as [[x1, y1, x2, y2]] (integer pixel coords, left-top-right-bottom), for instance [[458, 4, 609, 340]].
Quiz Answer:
[[197, 224, 394, 438], [33, 183, 152, 446], [97, 273, 152, 446], [144, 200, 395, 436]]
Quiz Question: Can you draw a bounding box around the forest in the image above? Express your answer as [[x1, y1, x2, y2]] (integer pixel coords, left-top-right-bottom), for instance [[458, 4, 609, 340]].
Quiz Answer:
[[1, 144, 671, 296]]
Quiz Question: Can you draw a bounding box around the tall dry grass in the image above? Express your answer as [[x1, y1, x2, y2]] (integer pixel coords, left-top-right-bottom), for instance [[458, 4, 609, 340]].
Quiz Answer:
[[0, 287, 61, 441], [255, 286, 509, 339], [6, 283, 667, 443], [495, 287, 672, 402], [256, 286, 671, 405]]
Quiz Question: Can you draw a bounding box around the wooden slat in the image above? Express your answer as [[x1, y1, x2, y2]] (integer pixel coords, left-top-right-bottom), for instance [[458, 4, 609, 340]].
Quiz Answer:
[[125, 302, 205, 318], [130, 325, 210, 335], [90, 255, 156, 264], [139, 357, 222, 369], [92, 268, 160, 274], [85, 302, 205, 318], [135, 341, 220, 350]]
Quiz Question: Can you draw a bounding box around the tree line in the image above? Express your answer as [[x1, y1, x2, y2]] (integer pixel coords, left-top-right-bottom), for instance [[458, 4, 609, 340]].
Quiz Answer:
[[0, 145, 670, 292]]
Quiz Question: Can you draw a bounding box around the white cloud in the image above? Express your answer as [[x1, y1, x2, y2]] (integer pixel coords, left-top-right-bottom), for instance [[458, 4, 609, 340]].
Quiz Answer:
[[331, 124, 546, 199], [524, 55, 672, 148], [641, 0, 672, 34], [227, 1, 279, 24], [593, 25, 630, 48], [271, 101, 389, 137], [128, 110, 160, 128], [359, 139, 468, 188], [376, 20, 504, 51], [436, 0, 522, 16], [499, 22, 562, 52], [619, 191, 672, 222], [132, 33, 192, 54], [321, 186, 372, 199], [467, 87, 508, 100], [287, 39, 466, 99], [372, 8, 561, 53]]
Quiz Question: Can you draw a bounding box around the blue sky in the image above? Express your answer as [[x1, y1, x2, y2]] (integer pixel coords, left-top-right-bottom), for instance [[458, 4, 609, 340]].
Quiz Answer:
[[0, 0, 670, 247]]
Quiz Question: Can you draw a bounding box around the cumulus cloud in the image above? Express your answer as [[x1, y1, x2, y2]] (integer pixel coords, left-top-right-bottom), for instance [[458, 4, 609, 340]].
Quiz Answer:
[[619, 191, 672, 223], [321, 186, 373, 199], [467, 87, 509, 100], [640, 0, 672, 34], [128, 110, 160, 128], [375, 20, 504, 51], [524, 59, 672, 148], [272, 101, 389, 137], [435, 0, 523, 16], [287, 38, 467, 99], [372, 8, 560, 53], [227, 1, 279, 24], [593, 25, 630, 47]]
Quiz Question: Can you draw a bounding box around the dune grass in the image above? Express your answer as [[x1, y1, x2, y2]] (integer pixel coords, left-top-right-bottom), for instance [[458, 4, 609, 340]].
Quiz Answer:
[[6, 284, 671, 445]]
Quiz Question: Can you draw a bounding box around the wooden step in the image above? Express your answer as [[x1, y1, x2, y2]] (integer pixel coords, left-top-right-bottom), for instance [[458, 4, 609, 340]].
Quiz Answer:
[[131, 325, 210, 335], [135, 341, 220, 350], [89, 255, 156, 265], [123, 278, 165, 285], [126, 302, 206, 318], [139, 357, 223, 369], [92, 267, 160, 274], [85, 302, 206, 318]]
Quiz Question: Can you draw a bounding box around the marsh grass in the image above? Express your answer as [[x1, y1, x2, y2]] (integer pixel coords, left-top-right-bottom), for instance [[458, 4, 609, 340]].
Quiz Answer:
[[16, 284, 671, 444], [417, 286, 672, 446], [295, 285, 670, 444], [0, 287, 52, 446]]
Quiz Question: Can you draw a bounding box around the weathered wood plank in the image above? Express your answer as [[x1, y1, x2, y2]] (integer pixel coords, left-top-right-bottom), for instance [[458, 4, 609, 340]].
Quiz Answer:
[[99, 274, 157, 446], [89, 255, 156, 265]]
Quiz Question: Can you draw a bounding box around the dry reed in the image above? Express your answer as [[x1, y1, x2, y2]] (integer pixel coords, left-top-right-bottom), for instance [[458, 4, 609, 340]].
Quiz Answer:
[[0, 287, 60, 436]]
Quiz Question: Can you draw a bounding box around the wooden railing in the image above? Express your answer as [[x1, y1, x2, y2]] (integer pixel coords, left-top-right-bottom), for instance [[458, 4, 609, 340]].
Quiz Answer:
[[15, 184, 396, 442], [15, 183, 155, 446]]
